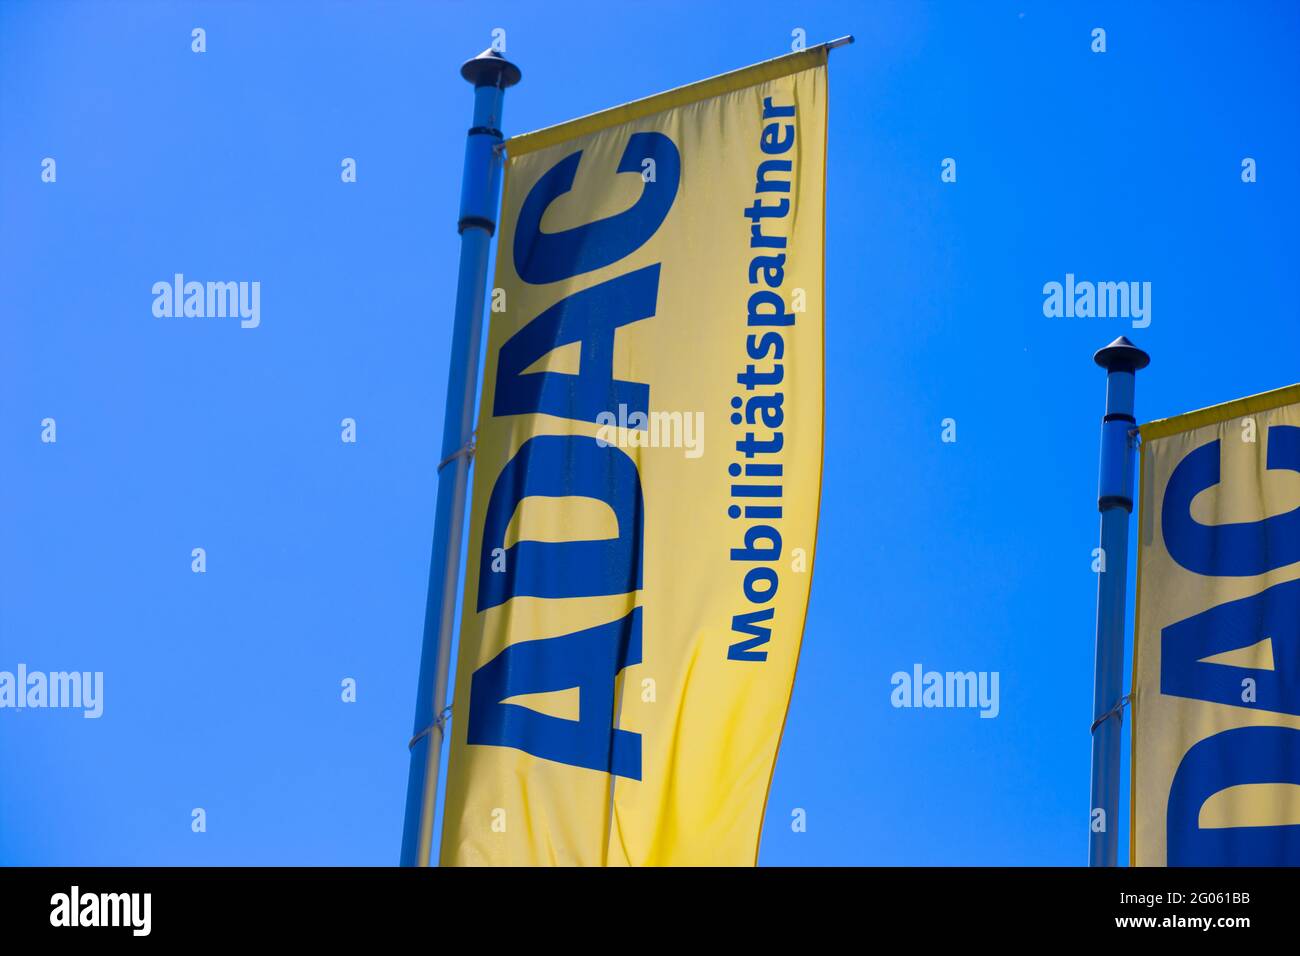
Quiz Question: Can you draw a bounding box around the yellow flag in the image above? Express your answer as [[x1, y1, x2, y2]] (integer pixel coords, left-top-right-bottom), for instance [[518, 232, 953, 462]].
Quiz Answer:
[[440, 48, 828, 865], [1133, 383, 1300, 865]]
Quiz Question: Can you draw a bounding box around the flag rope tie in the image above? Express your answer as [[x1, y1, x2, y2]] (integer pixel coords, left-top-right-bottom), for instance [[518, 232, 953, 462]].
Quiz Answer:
[[408, 704, 454, 750], [437, 433, 476, 473], [1090, 693, 1130, 735]]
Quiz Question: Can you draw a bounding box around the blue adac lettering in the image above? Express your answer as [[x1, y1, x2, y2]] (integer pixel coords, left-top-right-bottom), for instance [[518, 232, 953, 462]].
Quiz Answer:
[[494, 265, 659, 426], [512, 131, 680, 284], [1162, 577, 1300, 716], [1163, 425, 1300, 577], [468, 608, 643, 779], [1167, 726, 1300, 865], [465, 132, 681, 779], [477, 433, 643, 611], [1161, 423, 1300, 863]]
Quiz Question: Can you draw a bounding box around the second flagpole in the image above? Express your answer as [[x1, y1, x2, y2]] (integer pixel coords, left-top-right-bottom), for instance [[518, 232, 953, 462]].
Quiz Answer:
[[400, 47, 521, 868], [1088, 335, 1149, 866]]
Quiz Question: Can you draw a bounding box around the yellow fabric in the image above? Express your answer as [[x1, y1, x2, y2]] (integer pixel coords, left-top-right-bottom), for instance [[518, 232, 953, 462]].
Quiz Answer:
[[1132, 392, 1300, 864], [440, 58, 827, 865]]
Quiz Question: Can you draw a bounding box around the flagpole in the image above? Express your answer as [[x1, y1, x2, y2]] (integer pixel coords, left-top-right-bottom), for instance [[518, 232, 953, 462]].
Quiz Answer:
[[1088, 335, 1149, 866], [401, 48, 521, 868]]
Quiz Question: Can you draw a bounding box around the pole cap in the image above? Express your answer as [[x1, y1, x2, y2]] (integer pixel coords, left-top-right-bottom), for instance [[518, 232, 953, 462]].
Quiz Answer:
[[461, 48, 522, 89], [1094, 335, 1150, 372]]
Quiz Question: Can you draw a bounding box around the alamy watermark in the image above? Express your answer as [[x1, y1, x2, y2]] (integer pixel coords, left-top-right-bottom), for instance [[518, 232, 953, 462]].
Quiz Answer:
[[891, 664, 1000, 718], [50, 886, 150, 936], [596, 404, 704, 459], [0, 665, 103, 718], [1042, 273, 1150, 328], [152, 274, 260, 328]]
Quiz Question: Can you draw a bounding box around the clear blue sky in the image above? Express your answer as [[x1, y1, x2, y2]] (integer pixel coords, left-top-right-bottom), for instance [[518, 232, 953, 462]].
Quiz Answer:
[[3, 0, 1298, 866]]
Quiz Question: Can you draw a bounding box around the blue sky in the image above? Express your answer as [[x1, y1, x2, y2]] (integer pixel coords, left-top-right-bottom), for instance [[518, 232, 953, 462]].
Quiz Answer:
[[3, 0, 1298, 865]]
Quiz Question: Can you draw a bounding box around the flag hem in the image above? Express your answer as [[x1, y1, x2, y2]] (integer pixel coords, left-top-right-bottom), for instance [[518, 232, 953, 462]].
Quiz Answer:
[[503, 47, 830, 157], [1130, 438, 1147, 866], [1139, 382, 1300, 441]]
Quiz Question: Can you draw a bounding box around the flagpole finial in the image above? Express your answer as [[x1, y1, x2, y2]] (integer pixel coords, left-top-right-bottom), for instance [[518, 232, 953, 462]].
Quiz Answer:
[[1094, 335, 1150, 372], [461, 48, 522, 89]]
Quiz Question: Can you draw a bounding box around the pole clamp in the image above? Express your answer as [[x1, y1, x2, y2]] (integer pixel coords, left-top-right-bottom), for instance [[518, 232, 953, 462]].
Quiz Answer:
[[408, 704, 454, 751], [1090, 694, 1131, 735], [437, 433, 476, 474]]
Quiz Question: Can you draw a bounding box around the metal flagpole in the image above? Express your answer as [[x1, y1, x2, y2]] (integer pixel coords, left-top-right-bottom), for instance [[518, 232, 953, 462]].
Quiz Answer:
[[401, 47, 521, 868], [1088, 335, 1149, 866]]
